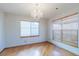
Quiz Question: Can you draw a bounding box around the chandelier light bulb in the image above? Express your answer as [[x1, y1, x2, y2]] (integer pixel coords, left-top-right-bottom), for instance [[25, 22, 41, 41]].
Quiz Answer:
[[31, 3, 43, 20]]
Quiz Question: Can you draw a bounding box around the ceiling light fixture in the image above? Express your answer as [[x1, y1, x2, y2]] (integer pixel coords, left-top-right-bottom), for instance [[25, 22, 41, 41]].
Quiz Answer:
[[31, 3, 43, 20]]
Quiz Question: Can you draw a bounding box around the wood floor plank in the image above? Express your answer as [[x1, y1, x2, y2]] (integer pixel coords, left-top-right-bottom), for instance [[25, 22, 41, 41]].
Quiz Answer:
[[0, 42, 76, 56]]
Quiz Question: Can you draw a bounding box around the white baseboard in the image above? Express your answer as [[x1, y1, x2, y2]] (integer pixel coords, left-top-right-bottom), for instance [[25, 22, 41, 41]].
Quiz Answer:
[[6, 40, 47, 48]]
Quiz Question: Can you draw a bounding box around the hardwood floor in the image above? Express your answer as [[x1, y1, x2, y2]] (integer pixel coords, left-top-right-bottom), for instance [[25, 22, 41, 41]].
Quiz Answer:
[[0, 42, 76, 56]]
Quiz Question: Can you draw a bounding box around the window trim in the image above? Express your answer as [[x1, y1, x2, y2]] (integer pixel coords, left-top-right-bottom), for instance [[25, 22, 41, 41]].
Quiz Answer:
[[20, 35, 40, 38], [20, 21, 40, 38]]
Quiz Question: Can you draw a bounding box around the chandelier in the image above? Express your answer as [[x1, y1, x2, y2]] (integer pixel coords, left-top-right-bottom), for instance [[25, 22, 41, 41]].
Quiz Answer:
[[31, 3, 43, 19]]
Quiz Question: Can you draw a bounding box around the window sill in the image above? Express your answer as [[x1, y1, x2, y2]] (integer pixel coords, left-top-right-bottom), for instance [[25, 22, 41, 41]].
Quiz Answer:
[[20, 35, 40, 38]]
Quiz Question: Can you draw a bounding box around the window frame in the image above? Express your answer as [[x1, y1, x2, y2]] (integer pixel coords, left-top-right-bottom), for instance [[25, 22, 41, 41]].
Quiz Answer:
[[20, 21, 40, 38]]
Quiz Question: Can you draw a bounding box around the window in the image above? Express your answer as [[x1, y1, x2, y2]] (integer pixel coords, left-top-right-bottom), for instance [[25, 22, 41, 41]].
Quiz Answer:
[[53, 23, 61, 30], [20, 21, 39, 36]]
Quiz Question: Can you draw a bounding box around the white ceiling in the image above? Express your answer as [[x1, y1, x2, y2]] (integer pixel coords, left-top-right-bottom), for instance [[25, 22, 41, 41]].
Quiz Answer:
[[0, 3, 79, 20]]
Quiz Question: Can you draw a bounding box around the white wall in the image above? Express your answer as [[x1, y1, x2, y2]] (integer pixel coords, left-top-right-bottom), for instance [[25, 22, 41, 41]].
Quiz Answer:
[[0, 11, 5, 52], [48, 13, 79, 55], [4, 13, 48, 48]]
